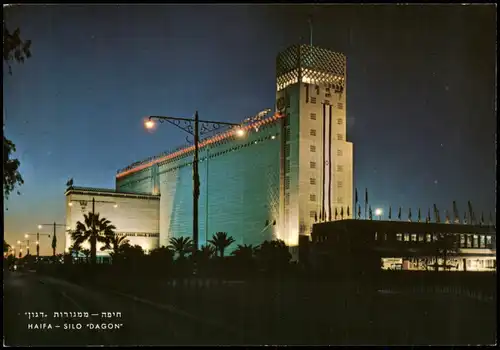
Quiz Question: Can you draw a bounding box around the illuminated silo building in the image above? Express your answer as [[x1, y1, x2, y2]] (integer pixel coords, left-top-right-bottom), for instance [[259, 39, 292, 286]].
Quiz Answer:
[[65, 44, 353, 260]]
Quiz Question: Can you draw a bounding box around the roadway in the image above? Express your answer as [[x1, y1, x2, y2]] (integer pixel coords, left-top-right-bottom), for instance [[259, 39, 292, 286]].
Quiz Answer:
[[3, 270, 244, 346]]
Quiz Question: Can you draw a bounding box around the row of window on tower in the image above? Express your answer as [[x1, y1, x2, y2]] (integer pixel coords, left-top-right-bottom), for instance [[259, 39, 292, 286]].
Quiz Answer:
[[310, 129, 344, 140]]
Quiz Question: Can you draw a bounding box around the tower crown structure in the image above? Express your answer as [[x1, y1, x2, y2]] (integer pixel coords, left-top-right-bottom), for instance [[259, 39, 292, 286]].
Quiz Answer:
[[276, 44, 346, 91]]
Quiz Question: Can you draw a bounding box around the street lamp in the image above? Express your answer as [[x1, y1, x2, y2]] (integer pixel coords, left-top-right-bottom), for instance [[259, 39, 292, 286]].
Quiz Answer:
[[375, 208, 383, 220], [29, 231, 51, 259], [144, 111, 246, 251]]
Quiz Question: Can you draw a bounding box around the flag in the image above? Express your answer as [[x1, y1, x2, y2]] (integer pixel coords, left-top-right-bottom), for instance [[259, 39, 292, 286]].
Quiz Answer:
[[417, 208, 421, 222], [369, 205, 373, 220], [388, 206, 392, 220], [463, 212, 467, 224], [357, 205, 361, 220], [347, 206, 350, 218], [397, 207, 401, 220], [355, 189, 358, 205], [340, 207, 344, 219], [66, 178, 73, 187], [480, 212, 484, 226], [426, 208, 431, 223], [408, 208, 412, 222], [334, 208, 338, 220], [445, 210, 450, 224]]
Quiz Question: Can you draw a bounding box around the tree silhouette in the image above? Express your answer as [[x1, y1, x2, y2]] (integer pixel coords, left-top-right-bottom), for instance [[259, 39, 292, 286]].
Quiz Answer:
[[71, 212, 116, 265], [101, 234, 129, 255], [3, 137, 24, 200], [255, 239, 292, 272], [4, 240, 11, 253], [208, 232, 235, 258], [168, 236, 194, 260], [3, 23, 32, 201]]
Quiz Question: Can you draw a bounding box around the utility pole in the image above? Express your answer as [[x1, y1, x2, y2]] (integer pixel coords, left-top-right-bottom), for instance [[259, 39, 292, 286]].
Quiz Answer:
[[144, 112, 249, 251], [193, 112, 200, 250]]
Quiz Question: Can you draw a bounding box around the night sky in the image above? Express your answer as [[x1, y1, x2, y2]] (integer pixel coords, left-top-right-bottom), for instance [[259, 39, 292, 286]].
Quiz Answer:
[[4, 4, 496, 254]]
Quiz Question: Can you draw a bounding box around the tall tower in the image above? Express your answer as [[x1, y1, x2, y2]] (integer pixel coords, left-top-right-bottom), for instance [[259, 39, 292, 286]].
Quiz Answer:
[[275, 45, 353, 255]]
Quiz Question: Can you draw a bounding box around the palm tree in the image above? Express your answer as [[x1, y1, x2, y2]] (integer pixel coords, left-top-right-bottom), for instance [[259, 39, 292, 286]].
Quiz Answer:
[[208, 232, 235, 258], [231, 244, 256, 260], [71, 212, 116, 265], [101, 234, 129, 255], [68, 242, 82, 263], [167, 236, 194, 260]]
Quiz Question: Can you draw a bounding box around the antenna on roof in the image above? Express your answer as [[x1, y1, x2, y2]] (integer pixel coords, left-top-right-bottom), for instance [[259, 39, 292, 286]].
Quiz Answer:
[[308, 16, 313, 47]]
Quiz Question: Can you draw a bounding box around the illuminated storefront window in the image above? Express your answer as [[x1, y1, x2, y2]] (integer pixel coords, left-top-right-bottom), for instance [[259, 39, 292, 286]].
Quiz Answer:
[[460, 234, 465, 247], [404, 233, 410, 242], [411, 233, 417, 242], [426, 233, 431, 242], [396, 233, 402, 241]]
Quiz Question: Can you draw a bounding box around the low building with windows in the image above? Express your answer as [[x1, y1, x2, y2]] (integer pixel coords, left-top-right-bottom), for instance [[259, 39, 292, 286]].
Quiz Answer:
[[64, 187, 160, 260], [308, 219, 496, 272]]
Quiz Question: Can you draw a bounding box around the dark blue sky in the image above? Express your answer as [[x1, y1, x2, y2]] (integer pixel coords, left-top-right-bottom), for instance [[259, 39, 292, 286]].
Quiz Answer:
[[4, 4, 496, 253]]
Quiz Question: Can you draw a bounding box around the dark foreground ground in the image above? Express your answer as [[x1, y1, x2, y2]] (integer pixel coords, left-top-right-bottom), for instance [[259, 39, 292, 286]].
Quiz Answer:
[[3, 268, 497, 346]]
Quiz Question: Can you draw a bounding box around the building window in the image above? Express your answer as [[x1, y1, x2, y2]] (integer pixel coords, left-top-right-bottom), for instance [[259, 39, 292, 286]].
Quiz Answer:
[[310, 113, 317, 120], [337, 165, 344, 172], [285, 144, 290, 158], [337, 181, 343, 188], [310, 194, 316, 201], [473, 235, 479, 248], [285, 193, 290, 205], [404, 233, 410, 242], [285, 160, 291, 173], [374, 232, 378, 241], [479, 235, 485, 248], [310, 129, 316, 136], [486, 235, 492, 247], [285, 176, 290, 190], [418, 234, 424, 242], [310, 211, 316, 218], [310, 97, 317, 104], [396, 233, 403, 241], [337, 197, 343, 204], [337, 149, 343, 156], [337, 118, 343, 125], [426, 233, 431, 243], [337, 102, 344, 110], [337, 133, 344, 141], [460, 234, 465, 247], [310, 145, 316, 152], [310, 161, 316, 169], [467, 235, 472, 248], [310, 177, 316, 185], [411, 234, 417, 242], [324, 99, 331, 105]]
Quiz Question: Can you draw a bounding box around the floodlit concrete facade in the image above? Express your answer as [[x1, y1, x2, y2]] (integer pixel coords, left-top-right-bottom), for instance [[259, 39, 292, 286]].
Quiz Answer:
[[112, 45, 353, 260], [64, 187, 160, 257]]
